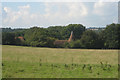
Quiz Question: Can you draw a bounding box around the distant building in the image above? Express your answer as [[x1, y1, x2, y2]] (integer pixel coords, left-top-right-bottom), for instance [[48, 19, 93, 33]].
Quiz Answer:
[[54, 40, 68, 45], [54, 31, 74, 46], [15, 36, 25, 41], [87, 27, 105, 31]]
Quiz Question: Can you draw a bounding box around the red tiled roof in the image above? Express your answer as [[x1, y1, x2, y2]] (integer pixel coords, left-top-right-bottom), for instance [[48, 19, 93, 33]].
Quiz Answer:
[[54, 40, 68, 45], [15, 36, 24, 41]]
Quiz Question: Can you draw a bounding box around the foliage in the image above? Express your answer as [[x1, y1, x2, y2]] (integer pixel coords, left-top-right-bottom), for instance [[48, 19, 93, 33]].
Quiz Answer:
[[80, 30, 104, 49], [62, 24, 86, 40], [2, 23, 120, 49], [2, 28, 26, 33], [2, 32, 16, 45], [102, 23, 120, 49], [47, 26, 64, 39], [24, 27, 56, 47], [64, 40, 81, 48]]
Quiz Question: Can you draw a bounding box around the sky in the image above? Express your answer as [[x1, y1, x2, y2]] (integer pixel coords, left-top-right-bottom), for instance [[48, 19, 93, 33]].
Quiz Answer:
[[0, 0, 119, 28]]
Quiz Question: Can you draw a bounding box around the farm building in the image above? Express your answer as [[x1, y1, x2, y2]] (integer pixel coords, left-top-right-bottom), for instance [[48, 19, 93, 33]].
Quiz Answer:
[[54, 31, 74, 46], [15, 36, 25, 41]]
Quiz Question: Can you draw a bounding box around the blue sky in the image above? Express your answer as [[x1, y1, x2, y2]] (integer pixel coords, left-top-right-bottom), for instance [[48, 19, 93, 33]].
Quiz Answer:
[[1, 1, 118, 28]]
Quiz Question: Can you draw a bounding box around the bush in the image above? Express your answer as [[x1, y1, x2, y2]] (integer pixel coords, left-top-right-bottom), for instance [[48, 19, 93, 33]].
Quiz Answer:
[[64, 40, 81, 48]]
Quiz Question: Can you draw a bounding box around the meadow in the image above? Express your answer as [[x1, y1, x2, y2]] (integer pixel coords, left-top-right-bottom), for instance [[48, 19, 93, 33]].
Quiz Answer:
[[2, 45, 118, 78]]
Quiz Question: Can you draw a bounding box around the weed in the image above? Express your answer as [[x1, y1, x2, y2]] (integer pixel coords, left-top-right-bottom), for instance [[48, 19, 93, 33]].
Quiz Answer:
[[97, 72, 100, 75], [2, 63, 4, 66], [88, 65, 92, 73], [18, 69, 24, 72], [100, 62, 103, 68], [39, 59, 42, 66], [82, 64, 86, 70]]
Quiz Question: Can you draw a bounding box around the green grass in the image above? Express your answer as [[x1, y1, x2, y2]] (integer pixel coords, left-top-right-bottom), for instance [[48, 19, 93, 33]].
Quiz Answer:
[[2, 45, 118, 78]]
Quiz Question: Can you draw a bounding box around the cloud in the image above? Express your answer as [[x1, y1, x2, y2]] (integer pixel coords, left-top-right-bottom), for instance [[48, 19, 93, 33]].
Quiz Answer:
[[93, 0, 118, 16], [2, 2, 117, 28], [43, 2, 88, 25], [3, 3, 88, 28], [3, 7, 19, 24], [1, 0, 119, 2], [0, 3, 2, 28], [92, 1, 118, 26], [18, 4, 30, 9], [3, 5, 31, 25], [67, 3, 88, 18], [45, 2, 88, 17], [3, 7, 11, 13], [0, 3, 2, 15]]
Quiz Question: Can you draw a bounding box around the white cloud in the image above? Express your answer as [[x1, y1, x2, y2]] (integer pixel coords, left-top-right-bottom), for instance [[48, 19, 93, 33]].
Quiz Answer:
[[3, 7, 19, 23], [0, 3, 2, 28], [45, 2, 88, 17], [93, 0, 118, 16], [2, 2, 117, 28], [43, 2, 88, 25], [18, 4, 30, 9], [0, 3, 2, 15], [1, 0, 119, 2], [67, 3, 88, 18], [92, 1, 118, 25], [3, 7, 11, 13], [3, 5, 31, 25], [3, 3, 88, 28]]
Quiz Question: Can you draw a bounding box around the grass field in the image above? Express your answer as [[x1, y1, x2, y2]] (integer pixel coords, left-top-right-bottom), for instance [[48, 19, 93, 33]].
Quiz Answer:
[[2, 45, 118, 78]]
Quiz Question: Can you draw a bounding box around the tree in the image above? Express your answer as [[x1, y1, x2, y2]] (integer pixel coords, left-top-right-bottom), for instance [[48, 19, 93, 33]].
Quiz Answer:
[[62, 24, 86, 40], [103, 23, 120, 49], [80, 30, 103, 49], [47, 26, 64, 39], [2, 32, 16, 45], [24, 27, 56, 47]]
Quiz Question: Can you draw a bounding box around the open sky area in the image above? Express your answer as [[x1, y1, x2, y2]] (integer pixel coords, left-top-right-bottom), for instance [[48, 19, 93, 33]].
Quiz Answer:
[[0, 0, 119, 28]]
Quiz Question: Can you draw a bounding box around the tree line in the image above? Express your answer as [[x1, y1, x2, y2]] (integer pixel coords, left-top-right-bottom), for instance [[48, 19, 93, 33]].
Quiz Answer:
[[2, 23, 120, 49]]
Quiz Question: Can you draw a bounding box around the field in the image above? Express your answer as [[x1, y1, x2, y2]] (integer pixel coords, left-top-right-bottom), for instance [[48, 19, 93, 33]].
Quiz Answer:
[[2, 45, 118, 78]]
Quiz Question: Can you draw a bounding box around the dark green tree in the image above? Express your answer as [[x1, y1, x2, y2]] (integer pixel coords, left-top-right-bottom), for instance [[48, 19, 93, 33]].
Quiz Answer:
[[24, 27, 56, 47], [2, 32, 16, 45], [80, 30, 103, 49], [62, 24, 86, 40], [103, 23, 120, 49], [47, 26, 64, 39]]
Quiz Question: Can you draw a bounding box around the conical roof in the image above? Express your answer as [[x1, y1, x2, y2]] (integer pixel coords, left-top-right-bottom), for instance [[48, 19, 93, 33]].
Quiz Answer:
[[68, 31, 74, 42]]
